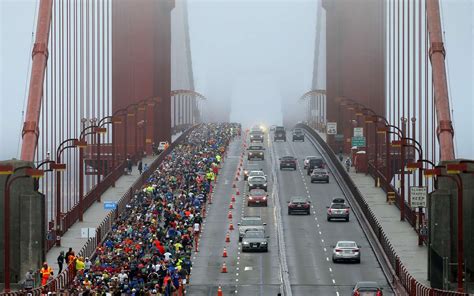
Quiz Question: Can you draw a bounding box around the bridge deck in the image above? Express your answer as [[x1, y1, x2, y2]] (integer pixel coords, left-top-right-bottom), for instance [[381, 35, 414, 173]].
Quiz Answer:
[[316, 130, 429, 286]]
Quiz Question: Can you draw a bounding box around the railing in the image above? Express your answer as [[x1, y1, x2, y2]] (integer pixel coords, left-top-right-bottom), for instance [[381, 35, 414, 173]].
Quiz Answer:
[[2, 126, 198, 295], [299, 124, 468, 296]]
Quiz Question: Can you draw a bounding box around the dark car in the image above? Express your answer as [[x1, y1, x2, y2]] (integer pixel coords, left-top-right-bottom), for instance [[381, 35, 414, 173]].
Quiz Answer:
[[310, 168, 329, 183], [351, 281, 383, 296], [248, 145, 265, 160], [247, 189, 268, 206], [279, 156, 297, 170], [327, 203, 350, 221], [248, 176, 268, 191], [292, 128, 304, 142], [287, 196, 311, 215], [241, 230, 268, 252], [250, 130, 264, 143], [307, 157, 325, 175], [238, 216, 266, 241], [274, 126, 286, 142], [332, 197, 346, 205]]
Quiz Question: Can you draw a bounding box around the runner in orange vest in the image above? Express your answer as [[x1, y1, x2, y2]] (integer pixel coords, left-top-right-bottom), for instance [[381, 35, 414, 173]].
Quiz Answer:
[[40, 262, 53, 286]]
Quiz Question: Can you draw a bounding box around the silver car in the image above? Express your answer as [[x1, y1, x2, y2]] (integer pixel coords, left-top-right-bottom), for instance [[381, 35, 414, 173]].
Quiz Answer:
[[332, 241, 360, 263], [327, 203, 350, 221], [241, 230, 269, 252], [248, 176, 268, 191], [310, 168, 329, 183], [238, 216, 266, 241]]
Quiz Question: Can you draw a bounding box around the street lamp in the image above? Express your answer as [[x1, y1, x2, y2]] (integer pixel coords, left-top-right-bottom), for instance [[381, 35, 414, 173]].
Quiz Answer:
[[55, 138, 78, 241], [1, 165, 44, 291]]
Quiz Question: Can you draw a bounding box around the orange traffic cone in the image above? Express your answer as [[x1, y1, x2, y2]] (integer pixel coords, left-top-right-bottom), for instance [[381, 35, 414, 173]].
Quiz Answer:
[[235, 176, 239, 181], [229, 203, 234, 209], [221, 262, 228, 273], [222, 247, 228, 257], [229, 222, 234, 230], [225, 232, 230, 243], [233, 183, 236, 188], [236, 189, 240, 195], [217, 286, 223, 296], [228, 211, 233, 219], [231, 195, 236, 202]]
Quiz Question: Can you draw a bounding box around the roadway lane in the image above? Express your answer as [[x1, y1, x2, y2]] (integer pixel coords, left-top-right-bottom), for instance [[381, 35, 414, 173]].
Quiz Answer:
[[187, 139, 242, 295], [188, 133, 282, 295], [272, 131, 394, 295], [234, 133, 281, 295]]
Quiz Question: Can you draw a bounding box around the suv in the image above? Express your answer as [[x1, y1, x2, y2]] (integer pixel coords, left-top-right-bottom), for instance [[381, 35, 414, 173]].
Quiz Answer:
[[238, 216, 266, 241], [274, 126, 286, 142], [247, 145, 265, 160], [292, 128, 304, 142], [244, 169, 265, 181], [287, 196, 311, 215], [307, 157, 325, 175], [327, 203, 350, 221], [248, 176, 268, 191], [310, 168, 329, 183], [250, 130, 264, 143], [279, 156, 297, 170]]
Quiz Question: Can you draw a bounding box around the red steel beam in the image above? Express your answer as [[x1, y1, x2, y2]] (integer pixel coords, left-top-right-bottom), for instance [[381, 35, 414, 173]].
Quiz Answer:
[[426, 0, 455, 160], [20, 0, 53, 161]]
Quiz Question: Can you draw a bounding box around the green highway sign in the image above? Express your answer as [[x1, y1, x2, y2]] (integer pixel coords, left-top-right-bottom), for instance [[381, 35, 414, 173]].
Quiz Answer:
[[351, 136, 366, 147]]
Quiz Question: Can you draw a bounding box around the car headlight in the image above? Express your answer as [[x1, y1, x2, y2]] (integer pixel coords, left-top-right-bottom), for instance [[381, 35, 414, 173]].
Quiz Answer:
[[261, 241, 267, 245], [248, 197, 253, 200], [243, 241, 249, 245], [263, 183, 267, 187], [262, 196, 267, 200]]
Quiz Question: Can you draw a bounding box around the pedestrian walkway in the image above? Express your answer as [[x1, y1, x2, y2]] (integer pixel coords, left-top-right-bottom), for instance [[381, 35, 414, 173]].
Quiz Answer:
[[315, 129, 430, 286], [45, 133, 182, 276]]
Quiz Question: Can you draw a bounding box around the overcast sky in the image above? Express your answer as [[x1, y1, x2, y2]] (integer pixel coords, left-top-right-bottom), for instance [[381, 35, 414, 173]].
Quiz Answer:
[[0, 0, 473, 160]]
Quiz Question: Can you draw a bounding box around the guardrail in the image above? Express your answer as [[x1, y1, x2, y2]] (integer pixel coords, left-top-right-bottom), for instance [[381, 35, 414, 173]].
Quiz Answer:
[[298, 123, 468, 296], [2, 126, 198, 295]]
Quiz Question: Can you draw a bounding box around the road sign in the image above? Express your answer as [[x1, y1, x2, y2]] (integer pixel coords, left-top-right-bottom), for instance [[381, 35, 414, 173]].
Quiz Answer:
[[410, 186, 427, 208], [334, 134, 344, 142], [353, 127, 364, 137], [327, 122, 337, 135], [351, 136, 366, 147], [104, 201, 117, 210]]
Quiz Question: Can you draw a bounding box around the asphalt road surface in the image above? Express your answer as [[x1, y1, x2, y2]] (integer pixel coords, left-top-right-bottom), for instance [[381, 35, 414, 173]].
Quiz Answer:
[[188, 131, 394, 296]]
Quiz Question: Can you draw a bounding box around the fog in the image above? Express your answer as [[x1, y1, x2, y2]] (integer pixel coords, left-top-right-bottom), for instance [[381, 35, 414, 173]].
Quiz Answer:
[[187, 0, 317, 129]]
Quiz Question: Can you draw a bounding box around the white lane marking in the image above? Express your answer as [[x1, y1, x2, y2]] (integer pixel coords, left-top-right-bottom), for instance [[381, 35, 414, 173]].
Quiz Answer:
[[326, 257, 329, 261], [321, 239, 325, 243], [336, 292, 340, 296], [324, 247, 327, 252], [329, 267, 332, 273], [236, 272, 239, 276], [318, 231, 322, 235], [332, 279, 336, 284], [236, 279, 239, 282], [317, 224, 320, 227]]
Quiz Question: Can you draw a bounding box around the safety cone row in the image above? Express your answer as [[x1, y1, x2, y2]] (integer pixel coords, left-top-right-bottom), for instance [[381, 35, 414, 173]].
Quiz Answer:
[[229, 203, 234, 209], [236, 189, 240, 195], [231, 195, 236, 202], [229, 222, 234, 231], [228, 211, 233, 219], [225, 232, 230, 243], [222, 247, 228, 257], [221, 262, 228, 273]]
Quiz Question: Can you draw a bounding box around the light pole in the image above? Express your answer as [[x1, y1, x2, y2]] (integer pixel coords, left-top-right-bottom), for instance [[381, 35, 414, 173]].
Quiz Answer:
[[1, 165, 44, 291], [55, 138, 78, 242]]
